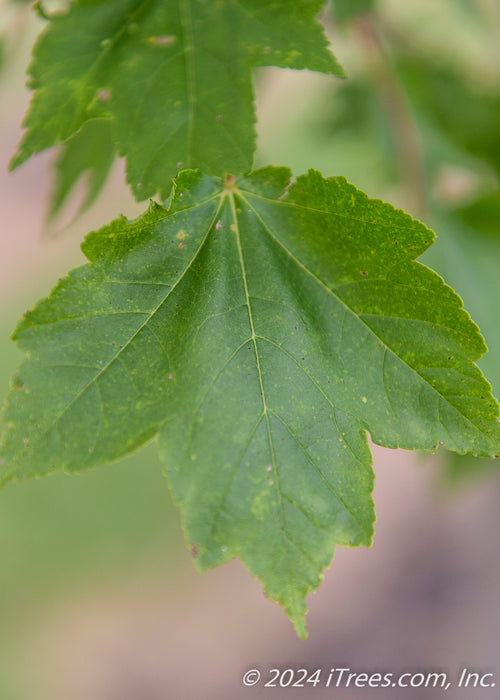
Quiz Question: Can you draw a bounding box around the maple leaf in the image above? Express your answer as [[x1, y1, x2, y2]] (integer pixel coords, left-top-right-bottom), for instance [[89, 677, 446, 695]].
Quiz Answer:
[[11, 0, 343, 199], [2, 168, 499, 636]]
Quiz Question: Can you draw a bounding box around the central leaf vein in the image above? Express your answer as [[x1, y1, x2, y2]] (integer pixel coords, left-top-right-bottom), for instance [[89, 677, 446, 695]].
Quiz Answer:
[[230, 190, 288, 549]]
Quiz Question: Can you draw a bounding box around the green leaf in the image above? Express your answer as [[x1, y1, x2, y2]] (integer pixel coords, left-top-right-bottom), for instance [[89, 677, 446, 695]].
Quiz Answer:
[[456, 191, 500, 238], [11, 0, 343, 199], [331, 0, 375, 23], [2, 168, 499, 636], [48, 117, 116, 223], [421, 210, 500, 484], [396, 59, 500, 179]]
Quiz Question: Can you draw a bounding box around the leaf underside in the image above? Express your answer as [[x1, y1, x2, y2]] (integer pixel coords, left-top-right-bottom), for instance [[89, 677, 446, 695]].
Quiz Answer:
[[1, 168, 499, 637], [11, 0, 343, 200]]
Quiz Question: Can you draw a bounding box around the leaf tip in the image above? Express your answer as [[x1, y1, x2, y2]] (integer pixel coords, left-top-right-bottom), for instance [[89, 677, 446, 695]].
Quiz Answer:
[[287, 597, 309, 639], [8, 150, 24, 173], [294, 620, 309, 640], [148, 198, 163, 214], [33, 1, 51, 21], [332, 58, 347, 80], [268, 587, 309, 639]]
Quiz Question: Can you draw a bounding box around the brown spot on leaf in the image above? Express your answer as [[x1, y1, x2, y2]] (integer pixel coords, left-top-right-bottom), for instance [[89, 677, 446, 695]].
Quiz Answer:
[[148, 35, 177, 46], [96, 88, 111, 102]]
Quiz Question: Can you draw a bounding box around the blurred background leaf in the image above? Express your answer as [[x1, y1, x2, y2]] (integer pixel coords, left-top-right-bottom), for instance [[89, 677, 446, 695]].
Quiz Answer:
[[330, 0, 376, 24]]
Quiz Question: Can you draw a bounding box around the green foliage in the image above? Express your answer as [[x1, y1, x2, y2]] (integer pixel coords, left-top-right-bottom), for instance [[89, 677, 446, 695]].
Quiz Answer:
[[10, 0, 342, 199], [397, 59, 500, 180], [2, 168, 499, 635], [49, 117, 116, 222], [457, 193, 500, 238], [310, 8, 500, 482], [2, 0, 499, 637], [331, 0, 375, 23]]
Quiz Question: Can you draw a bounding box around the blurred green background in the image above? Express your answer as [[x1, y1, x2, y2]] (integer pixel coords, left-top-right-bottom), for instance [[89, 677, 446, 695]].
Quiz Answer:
[[0, 1, 499, 698]]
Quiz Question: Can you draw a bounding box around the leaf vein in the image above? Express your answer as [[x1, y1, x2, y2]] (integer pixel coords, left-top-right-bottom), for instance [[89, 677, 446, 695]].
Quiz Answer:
[[242, 193, 497, 448]]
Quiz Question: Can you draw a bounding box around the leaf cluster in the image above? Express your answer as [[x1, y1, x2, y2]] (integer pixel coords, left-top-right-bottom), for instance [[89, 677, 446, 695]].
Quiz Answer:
[[1, 0, 499, 636]]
